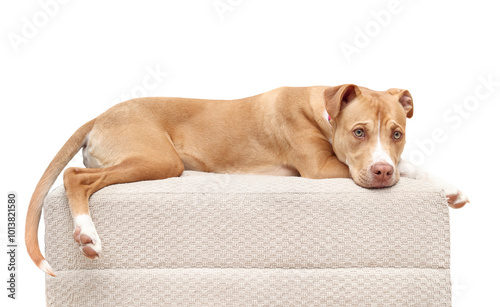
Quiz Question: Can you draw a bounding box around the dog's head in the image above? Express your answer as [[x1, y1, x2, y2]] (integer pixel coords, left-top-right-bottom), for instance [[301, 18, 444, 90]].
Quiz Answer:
[[325, 84, 413, 188]]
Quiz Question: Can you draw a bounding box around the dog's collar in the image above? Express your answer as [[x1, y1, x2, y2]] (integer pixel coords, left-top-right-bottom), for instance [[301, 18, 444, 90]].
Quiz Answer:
[[323, 110, 333, 125]]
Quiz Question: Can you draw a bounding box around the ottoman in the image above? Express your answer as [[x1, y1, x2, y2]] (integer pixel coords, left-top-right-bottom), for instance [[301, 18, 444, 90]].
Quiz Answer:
[[44, 171, 451, 306]]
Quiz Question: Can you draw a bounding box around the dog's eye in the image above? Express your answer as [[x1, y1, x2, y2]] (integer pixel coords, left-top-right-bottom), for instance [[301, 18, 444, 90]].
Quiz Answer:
[[353, 129, 365, 138], [393, 131, 403, 140]]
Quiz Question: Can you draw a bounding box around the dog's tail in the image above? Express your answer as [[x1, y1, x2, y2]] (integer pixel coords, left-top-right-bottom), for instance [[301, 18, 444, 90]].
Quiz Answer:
[[25, 119, 96, 277]]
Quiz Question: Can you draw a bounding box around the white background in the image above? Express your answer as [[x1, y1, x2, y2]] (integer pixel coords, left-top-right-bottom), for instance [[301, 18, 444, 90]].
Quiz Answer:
[[1, 0, 499, 306]]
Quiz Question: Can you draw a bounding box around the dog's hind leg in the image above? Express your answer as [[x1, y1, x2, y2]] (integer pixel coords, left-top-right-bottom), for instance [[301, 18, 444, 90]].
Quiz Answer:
[[63, 142, 184, 259]]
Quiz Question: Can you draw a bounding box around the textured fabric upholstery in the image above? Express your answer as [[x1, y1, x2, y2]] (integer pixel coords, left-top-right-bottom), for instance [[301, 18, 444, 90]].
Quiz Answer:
[[44, 171, 451, 306]]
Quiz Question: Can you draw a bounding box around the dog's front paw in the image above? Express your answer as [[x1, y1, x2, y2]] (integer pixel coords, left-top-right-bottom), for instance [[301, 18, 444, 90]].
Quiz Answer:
[[445, 188, 469, 209], [73, 215, 102, 259]]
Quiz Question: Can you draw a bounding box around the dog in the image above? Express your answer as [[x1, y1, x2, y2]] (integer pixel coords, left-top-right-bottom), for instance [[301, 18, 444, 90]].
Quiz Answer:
[[25, 84, 468, 276]]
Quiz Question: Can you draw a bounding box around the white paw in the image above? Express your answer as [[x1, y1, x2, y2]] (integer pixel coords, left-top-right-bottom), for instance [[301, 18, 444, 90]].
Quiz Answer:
[[429, 178, 469, 209], [73, 215, 102, 259], [397, 159, 470, 208], [444, 187, 469, 209]]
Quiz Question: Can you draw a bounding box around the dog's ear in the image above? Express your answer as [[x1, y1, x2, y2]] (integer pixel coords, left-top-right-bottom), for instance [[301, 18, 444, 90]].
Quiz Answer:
[[324, 84, 360, 119], [387, 88, 413, 118]]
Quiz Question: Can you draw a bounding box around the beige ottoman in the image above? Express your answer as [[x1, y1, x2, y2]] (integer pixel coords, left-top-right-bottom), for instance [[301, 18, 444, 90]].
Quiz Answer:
[[44, 171, 451, 306]]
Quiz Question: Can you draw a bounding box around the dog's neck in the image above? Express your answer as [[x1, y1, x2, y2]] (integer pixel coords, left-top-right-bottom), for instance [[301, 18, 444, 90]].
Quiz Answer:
[[307, 87, 334, 143]]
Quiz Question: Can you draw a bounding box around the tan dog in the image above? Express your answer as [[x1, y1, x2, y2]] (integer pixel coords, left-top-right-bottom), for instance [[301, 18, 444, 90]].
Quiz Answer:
[[25, 84, 468, 276]]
